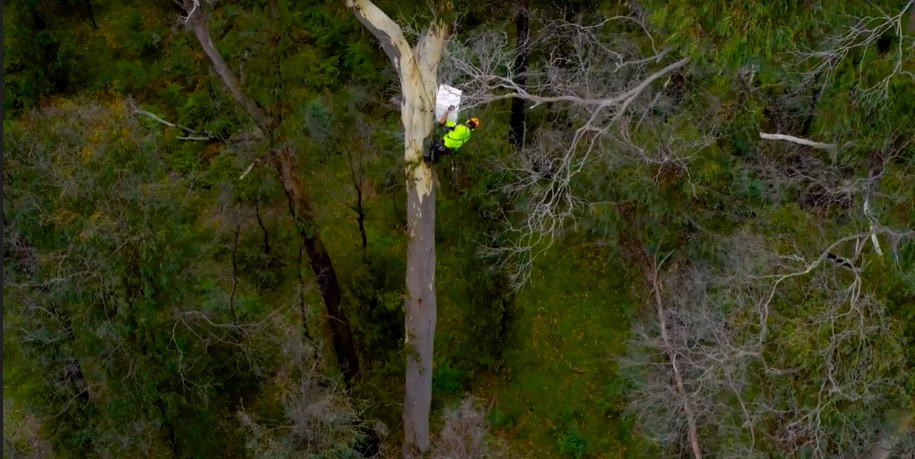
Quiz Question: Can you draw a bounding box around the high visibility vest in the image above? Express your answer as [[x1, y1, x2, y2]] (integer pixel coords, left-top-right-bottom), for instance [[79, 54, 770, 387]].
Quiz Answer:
[[442, 121, 471, 150]]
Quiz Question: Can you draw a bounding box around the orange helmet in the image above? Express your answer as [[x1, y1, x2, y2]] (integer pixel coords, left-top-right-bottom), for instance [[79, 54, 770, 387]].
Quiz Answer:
[[467, 117, 480, 129]]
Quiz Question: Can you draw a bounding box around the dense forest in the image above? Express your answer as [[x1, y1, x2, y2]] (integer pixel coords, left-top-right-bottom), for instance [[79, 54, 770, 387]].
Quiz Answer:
[[4, 0, 915, 458]]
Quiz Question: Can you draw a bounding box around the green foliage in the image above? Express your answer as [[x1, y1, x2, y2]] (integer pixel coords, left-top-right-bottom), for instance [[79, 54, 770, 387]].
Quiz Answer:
[[347, 250, 407, 372], [556, 425, 588, 459], [2, 98, 344, 457], [433, 362, 468, 397], [237, 367, 369, 459], [485, 408, 516, 429], [645, 1, 824, 69], [3, 0, 79, 110]]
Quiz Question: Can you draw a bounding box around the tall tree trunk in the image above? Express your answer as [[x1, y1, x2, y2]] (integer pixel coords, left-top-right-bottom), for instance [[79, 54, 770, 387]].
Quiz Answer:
[[345, 1, 448, 455], [181, 0, 360, 382], [155, 399, 180, 458], [230, 223, 240, 325], [402, 142, 437, 456], [296, 243, 312, 340], [508, 0, 529, 150], [398, 58, 441, 456], [275, 150, 360, 383]]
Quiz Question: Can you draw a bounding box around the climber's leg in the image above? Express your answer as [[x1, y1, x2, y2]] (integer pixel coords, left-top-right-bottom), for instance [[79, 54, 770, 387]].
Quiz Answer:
[[427, 140, 449, 165], [425, 139, 440, 164]]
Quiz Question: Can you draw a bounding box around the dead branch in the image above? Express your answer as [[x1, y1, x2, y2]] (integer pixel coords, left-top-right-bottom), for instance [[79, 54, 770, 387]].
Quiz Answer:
[[180, 0, 272, 132], [445, 14, 697, 290], [759, 132, 837, 151], [647, 254, 703, 459], [622, 225, 913, 458], [431, 396, 507, 459], [127, 99, 220, 141], [793, 0, 915, 104], [344, 0, 412, 74]]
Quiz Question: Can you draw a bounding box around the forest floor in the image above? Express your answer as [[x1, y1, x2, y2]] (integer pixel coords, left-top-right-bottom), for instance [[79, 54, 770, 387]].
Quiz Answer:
[[310, 161, 644, 458], [464, 239, 639, 458]]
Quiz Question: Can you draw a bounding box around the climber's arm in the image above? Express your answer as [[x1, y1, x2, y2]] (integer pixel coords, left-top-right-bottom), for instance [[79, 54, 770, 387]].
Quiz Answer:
[[438, 105, 455, 126]]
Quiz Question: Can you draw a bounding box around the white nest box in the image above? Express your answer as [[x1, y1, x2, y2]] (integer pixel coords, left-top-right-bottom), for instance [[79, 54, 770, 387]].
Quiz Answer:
[[435, 84, 462, 123]]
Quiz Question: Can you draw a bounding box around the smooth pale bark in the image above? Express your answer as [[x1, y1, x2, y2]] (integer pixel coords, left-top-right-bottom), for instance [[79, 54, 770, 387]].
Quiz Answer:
[[758, 132, 837, 151], [345, 0, 447, 455], [181, 0, 360, 383]]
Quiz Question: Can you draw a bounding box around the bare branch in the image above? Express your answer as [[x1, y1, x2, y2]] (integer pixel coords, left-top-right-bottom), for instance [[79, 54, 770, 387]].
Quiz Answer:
[[443, 12, 707, 290], [239, 159, 261, 180], [759, 132, 838, 151], [792, 0, 915, 104], [127, 99, 220, 141], [647, 254, 703, 459], [863, 195, 884, 256], [181, 0, 272, 132], [623, 224, 913, 458], [344, 0, 413, 73], [431, 396, 507, 459], [178, 0, 198, 23]]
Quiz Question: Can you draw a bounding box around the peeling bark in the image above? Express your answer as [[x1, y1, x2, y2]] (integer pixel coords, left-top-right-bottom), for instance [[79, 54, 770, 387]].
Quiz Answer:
[[399, 61, 441, 456]]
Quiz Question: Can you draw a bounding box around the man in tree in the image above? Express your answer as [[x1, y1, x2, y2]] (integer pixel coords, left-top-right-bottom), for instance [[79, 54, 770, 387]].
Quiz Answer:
[[425, 105, 479, 164]]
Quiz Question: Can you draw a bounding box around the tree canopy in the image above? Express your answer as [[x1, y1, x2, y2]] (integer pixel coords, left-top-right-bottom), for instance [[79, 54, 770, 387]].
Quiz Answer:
[[4, 1, 914, 458]]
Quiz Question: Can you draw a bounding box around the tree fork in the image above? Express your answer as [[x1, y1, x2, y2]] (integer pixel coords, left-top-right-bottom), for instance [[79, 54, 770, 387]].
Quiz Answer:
[[344, 0, 448, 454]]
